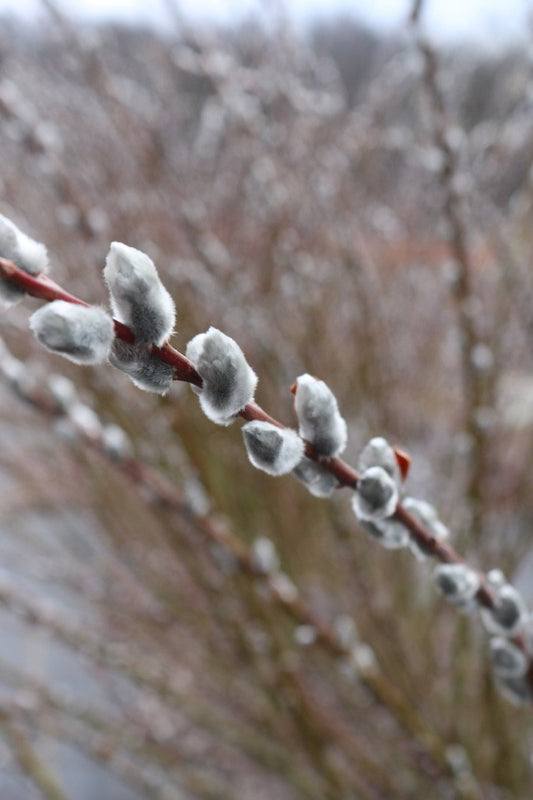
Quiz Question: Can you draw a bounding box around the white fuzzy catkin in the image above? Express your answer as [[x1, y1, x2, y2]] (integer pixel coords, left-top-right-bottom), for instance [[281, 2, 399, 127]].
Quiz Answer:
[[433, 564, 480, 613], [109, 339, 175, 395], [29, 301, 114, 364], [251, 537, 280, 575], [104, 242, 175, 346], [68, 403, 102, 439], [352, 466, 399, 521], [402, 496, 450, 561], [186, 327, 257, 425], [359, 518, 409, 549], [242, 421, 304, 476], [102, 424, 133, 461], [358, 437, 401, 484], [480, 584, 527, 637], [292, 457, 339, 498], [486, 569, 506, 589], [0, 213, 49, 306], [293, 373, 347, 456], [47, 374, 77, 411], [495, 675, 533, 706], [489, 637, 528, 678]]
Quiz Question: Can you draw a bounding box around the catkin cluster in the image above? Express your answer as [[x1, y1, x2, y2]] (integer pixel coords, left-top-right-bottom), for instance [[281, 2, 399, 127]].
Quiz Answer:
[[1, 214, 532, 707]]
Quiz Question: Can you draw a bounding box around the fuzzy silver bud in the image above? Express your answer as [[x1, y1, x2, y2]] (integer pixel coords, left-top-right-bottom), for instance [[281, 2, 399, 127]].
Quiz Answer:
[[0, 214, 48, 306], [433, 564, 480, 613], [352, 466, 399, 521], [495, 675, 533, 706], [47, 374, 78, 412], [358, 437, 400, 484], [68, 403, 102, 439], [109, 339, 175, 395], [104, 242, 175, 345], [251, 537, 280, 575], [186, 327, 257, 425], [359, 518, 409, 549], [481, 584, 527, 637], [293, 373, 347, 456], [489, 637, 528, 678], [29, 301, 114, 364], [292, 457, 339, 498], [243, 421, 304, 476], [102, 424, 133, 461]]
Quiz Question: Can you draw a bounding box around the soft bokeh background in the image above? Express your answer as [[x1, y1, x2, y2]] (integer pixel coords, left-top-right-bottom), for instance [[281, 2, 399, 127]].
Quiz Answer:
[[1, 0, 533, 798]]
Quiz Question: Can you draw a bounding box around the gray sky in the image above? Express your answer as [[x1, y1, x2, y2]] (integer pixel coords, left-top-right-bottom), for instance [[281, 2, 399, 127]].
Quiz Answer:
[[0, 0, 530, 44]]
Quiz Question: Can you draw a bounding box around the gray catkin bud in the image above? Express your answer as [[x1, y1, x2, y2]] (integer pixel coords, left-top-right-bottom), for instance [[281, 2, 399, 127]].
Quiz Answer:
[[292, 456, 339, 498], [293, 625, 317, 646], [293, 373, 347, 457], [359, 518, 409, 549], [251, 537, 280, 575], [68, 403, 102, 439], [352, 466, 399, 521], [242, 421, 304, 476], [487, 569, 506, 589], [480, 584, 527, 636], [47, 374, 78, 412], [489, 637, 528, 678], [29, 301, 114, 364], [495, 675, 533, 706], [102, 424, 133, 461], [433, 564, 480, 613], [104, 242, 175, 346], [108, 339, 175, 395], [0, 213, 49, 306], [358, 437, 400, 484], [186, 327, 257, 425]]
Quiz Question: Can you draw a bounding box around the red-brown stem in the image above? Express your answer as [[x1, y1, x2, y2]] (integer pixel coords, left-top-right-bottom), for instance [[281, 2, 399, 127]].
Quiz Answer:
[[0, 256, 507, 613], [0, 257, 201, 385]]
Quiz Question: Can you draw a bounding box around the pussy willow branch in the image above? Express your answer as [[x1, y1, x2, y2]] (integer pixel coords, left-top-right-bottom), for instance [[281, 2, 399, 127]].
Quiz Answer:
[[0, 330, 460, 781], [0, 256, 502, 609]]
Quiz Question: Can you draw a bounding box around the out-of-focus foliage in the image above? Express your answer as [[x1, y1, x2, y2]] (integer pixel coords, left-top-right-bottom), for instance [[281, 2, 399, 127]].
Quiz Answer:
[[1, 3, 533, 798]]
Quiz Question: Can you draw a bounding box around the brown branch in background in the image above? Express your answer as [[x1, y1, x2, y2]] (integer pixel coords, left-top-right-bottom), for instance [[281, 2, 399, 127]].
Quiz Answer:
[[410, 6, 495, 541], [409, 0, 424, 24], [0, 707, 72, 800]]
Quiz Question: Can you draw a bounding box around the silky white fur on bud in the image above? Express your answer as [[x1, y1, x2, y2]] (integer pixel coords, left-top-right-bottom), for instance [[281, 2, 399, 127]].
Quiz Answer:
[[495, 675, 533, 706], [242, 421, 304, 476], [29, 301, 114, 364], [0, 213, 49, 306], [352, 466, 399, 521], [433, 564, 480, 613], [359, 518, 409, 549], [293, 374, 347, 457], [109, 339, 175, 395], [186, 327, 257, 425], [251, 536, 280, 575], [47, 374, 77, 411], [102, 424, 133, 461], [292, 457, 339, 498], [358, 437, 401, 484], [489, 637, 528, 678], [104, 242, 175, 345], [480, 584, 527, 637]]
